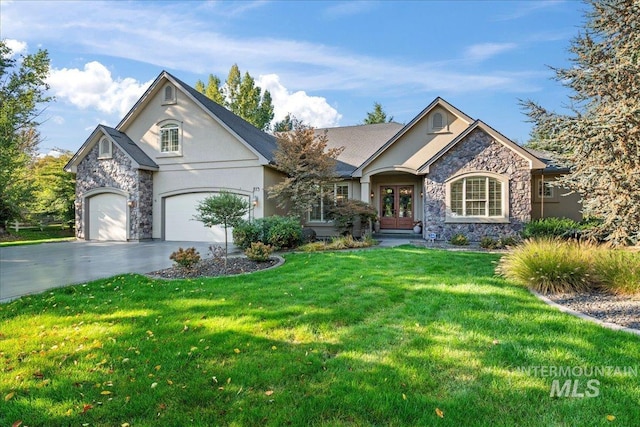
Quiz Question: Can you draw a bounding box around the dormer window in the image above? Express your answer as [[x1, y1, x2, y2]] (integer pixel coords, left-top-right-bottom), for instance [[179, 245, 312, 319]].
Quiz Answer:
[[162, 84, 176, 104], [98, 137, 112, 159]]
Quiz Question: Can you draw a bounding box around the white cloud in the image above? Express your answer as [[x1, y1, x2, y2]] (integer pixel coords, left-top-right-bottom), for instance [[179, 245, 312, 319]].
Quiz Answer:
[[258, 74, 342, 128], [51, 115, 65, 125], [47, 62, 152, 116], [464, 43, 518, 62], [5, 39, 27, 56]]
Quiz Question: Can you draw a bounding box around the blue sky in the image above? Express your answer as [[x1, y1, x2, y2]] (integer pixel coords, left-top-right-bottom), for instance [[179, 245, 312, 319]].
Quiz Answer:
[[1, 0, 585, 155]]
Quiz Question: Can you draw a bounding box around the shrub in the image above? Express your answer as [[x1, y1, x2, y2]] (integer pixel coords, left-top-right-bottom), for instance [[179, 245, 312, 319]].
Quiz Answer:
[[297, 235, 377, 252], [522, 217, 580, 239], [592, 249, 640, 295], [245, 242, 274, 262], [480, 236, 499, 249], [450, 233, 469, 246], [499, 235, 519, 247], [233, 220, 262, 249], [265, 216, 302, 249], [496, 238, 595, 294], [327, 199, 378, 236], [301, 227, 317, 243], [169, 247, 201, 269]]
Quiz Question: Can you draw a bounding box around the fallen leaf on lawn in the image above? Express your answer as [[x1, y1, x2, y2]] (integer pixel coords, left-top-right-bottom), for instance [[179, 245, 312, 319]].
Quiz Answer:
[[65, 409, 73, 416], [5, 392, 15, 401], [121, 423, 130, 427], [155, 365, 161, 371], [82, 404, 93, 414], [151, 382, 158, 388], [234, 348, 241, 354], [492, 339, 500, 345], [12, 421, 22, 427], [435, 408, 444, 418], [227, 377, 231, 384], [100, 390, 112, 395], [265, 390, 274, 396], [402, 393, 407, 400], [606, 415, 616, 421], [167, 379, 173, 385]]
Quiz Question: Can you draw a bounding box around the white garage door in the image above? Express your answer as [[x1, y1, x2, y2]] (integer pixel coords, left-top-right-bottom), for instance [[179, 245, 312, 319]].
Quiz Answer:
[[164, 193, 247, 242], [89, 193, 127, 241]]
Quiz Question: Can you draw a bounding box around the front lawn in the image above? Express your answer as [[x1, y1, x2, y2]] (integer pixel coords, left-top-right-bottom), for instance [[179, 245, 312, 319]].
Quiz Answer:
[[1, 247, 637, 426]]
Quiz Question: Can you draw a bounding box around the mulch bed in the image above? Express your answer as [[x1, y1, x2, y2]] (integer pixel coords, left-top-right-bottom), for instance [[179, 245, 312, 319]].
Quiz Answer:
[[546, 290, 640, 330], [148, 257, 280, 279]]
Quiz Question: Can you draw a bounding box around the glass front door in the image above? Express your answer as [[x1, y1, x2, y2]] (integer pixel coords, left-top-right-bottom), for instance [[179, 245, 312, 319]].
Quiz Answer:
[[380, 185, 414, 229]]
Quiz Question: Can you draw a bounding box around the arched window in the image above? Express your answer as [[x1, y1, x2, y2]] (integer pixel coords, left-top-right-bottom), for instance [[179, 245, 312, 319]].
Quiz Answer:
[[160, 122, 180, 153], [98, 137, 112, 159], [446, 174, 508, 221]]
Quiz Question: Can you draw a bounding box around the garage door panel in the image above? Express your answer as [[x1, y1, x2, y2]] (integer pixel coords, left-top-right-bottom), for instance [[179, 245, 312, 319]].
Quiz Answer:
[[90, 193, 127, 241], [164, 193, 246, 242]]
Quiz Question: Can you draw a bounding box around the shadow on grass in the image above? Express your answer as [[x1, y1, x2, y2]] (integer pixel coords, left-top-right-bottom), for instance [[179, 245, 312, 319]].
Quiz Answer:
[[1, 247, 638, 426]]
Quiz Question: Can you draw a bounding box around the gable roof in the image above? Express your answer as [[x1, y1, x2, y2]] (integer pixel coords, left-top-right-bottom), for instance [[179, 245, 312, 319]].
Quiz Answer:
[[65, 125, 159, 173], [352, 97, 474, 177], [417, 120, 546, 173], [116, 71, 278, 164]]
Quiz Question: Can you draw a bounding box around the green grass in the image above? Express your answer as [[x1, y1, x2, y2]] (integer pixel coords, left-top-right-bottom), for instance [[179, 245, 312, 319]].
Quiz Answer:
[[1, 247, 638, 426], [0, 225, 75, 247]]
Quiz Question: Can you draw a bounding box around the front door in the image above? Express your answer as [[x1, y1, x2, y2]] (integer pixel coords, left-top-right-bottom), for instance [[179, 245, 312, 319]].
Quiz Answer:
[[380, 185, 414, 229]]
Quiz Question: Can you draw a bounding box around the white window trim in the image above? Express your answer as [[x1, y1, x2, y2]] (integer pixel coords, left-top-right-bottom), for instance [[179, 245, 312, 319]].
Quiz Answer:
[[162, 84, 177, 105], [428, 109, 450, 134], [308, 183, 349, 223], [157, 120, 183, 157], [445, 172, 509, 223], [98, 137, 112, 159]]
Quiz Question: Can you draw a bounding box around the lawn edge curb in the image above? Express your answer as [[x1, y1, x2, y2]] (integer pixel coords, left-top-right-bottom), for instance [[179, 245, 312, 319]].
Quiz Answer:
[[530, 289, 640, 336]]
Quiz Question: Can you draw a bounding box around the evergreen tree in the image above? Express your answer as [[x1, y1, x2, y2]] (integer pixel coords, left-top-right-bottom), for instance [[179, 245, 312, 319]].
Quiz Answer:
[[522, 0, 640, 245], [0, 40, 51, 233], [195, 64, 274, 131], [273, 114, 295, 132], [363, 102, 393, 124], [268, 120, 344, 221]]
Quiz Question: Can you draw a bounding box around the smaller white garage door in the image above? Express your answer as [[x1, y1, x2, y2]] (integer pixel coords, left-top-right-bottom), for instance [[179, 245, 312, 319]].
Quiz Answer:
[[89, 193, 127, 241], [164, 193, 247, 242]]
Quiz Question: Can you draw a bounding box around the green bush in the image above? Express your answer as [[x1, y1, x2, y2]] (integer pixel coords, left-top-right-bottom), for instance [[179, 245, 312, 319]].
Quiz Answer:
[[264, 216, 302, 250], [298, 235, 377, 252], [233, 216, 303, 250], [245, 242, 274, 262], [233, 220, 262, 249], [522, 217, 580, 239], [449, 233, 469, 246], [499, 235, 519, 247], [592, 249, 640, 295], [169, 247, 201, 269], [496, 238, 594, 294], [480, 236, 499, 249]]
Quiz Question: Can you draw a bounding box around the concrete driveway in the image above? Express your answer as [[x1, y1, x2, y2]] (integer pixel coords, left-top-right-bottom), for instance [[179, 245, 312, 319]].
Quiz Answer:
[[0, 240, 233, 302]]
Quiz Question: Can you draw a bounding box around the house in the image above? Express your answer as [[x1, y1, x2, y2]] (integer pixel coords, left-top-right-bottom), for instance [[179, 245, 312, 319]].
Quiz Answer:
[[65, 71, 581, 242]]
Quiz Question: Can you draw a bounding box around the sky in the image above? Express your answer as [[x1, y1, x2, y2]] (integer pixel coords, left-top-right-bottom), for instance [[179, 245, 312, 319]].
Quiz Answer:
[[1, 0, 587, 155]]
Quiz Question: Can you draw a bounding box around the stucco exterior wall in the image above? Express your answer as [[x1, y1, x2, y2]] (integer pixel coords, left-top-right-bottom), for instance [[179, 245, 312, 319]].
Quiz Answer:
[[423, 128, 531, 241], [75, 142, 153, 240]]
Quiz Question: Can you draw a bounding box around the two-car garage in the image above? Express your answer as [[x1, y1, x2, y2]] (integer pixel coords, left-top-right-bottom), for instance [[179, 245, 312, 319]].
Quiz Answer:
[[163, 192, 248, 242]]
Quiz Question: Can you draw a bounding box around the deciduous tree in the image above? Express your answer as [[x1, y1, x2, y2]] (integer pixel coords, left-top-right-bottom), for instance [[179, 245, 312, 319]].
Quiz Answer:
[[268, 120, 344, 221], [0, 40, 51, 233], [29, 151, 75, 224], [522, 0, 640, 245], [194, 191, 249, 267]]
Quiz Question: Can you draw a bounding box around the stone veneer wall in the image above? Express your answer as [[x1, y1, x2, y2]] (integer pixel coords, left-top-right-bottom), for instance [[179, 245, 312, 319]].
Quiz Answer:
[[75, 142, 153, 240], [423, 128, 531, 241]]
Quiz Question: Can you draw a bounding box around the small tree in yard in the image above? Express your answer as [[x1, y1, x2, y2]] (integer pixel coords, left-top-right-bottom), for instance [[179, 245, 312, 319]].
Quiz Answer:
[[194, 191, 249, 267]]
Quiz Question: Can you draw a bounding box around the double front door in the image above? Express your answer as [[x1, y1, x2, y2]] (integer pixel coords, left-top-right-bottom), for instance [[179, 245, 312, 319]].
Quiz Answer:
[[380, 185, 414, 229]]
